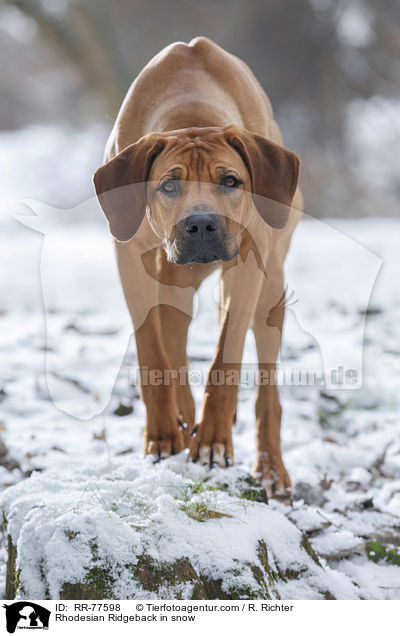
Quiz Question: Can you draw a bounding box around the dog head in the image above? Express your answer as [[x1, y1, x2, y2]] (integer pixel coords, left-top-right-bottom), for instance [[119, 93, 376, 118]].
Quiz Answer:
[[93, 125, 299, 264]]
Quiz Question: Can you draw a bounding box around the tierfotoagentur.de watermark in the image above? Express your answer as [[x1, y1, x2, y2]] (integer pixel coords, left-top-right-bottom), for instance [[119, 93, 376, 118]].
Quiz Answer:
[[132, 365, 358, 388]]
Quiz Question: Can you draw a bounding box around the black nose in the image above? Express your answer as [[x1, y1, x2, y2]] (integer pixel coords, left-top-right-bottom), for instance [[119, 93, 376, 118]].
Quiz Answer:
[[184, 214, 218, 240]]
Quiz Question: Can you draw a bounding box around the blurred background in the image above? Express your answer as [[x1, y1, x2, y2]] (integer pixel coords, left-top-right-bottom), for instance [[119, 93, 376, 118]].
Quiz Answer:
[[0, 0, 399, 218]]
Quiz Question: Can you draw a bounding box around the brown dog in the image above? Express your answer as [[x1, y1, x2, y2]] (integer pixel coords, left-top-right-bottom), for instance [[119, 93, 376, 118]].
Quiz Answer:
[[93, 37, 302, 500]]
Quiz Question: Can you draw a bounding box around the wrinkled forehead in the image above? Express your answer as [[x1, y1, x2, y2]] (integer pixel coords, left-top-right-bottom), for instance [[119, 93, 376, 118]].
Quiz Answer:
[[149, 133, 248, 181]]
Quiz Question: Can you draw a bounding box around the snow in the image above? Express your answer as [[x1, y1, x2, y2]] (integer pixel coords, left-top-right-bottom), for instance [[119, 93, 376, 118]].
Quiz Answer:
[[0, 456, 359, 600], [0, 126, 400, 599]]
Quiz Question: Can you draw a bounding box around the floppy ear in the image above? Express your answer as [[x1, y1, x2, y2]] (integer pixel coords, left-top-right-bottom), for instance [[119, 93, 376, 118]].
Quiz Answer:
[[224, 125, 300, 229], [93, 134, 167, 241]]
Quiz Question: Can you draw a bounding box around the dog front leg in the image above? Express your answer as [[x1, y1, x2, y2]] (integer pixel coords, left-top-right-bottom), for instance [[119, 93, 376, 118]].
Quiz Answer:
[[251, 269, 291, 502], [135, 307, 186, 457], [190, 247, 265, 467], [116, 242, 185, 459]]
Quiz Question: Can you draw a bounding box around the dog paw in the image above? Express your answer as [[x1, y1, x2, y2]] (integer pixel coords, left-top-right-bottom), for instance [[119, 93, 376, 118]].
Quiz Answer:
[[145, 422, 184, 460], [251, 458, 292, 504], [188, 425, 233, 468]]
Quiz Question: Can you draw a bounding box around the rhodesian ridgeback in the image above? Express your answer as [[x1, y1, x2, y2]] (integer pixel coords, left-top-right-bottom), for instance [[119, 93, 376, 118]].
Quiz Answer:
[[93, 37, 302, 500]]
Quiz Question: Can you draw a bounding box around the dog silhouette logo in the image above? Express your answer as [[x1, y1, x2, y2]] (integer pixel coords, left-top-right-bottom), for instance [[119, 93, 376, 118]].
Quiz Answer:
[[16, 197, 381, 418], [3, 602, 50, 633]]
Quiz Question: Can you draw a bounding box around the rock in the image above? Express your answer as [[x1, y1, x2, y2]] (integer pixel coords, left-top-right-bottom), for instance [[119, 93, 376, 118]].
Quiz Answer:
[[0, 456, 358, 600], [59, 546, 278, 600], [0, 437, 8, 458], [5, 535, 17, 600], [113, 403, 134, 417]]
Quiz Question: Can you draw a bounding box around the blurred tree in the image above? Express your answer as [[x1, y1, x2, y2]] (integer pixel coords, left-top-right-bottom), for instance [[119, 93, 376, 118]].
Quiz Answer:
[[4, 0, 130, 115]]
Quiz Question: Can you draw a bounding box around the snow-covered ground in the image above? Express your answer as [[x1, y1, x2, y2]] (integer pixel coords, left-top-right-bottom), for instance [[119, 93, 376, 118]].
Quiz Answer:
[[0, 127, 399, 599]]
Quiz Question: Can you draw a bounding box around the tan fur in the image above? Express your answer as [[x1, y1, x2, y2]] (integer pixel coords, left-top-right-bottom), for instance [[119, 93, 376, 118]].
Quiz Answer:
[[93, 37, 303, 500]]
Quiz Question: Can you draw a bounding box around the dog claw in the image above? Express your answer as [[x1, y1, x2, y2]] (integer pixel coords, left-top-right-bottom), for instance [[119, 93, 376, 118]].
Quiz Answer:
[[261, 478, 274, 499], [211, 443, 226, 468], [190, 424, 199, 437], [274, 487, 292, 505], [178, 418, 188, 431], [199, 445, 211, 466]]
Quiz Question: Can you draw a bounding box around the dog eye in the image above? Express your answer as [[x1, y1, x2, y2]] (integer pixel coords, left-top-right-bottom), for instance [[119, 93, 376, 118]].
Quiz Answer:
[[159, 180, 178, 195], [221, 175, 241, 189]]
